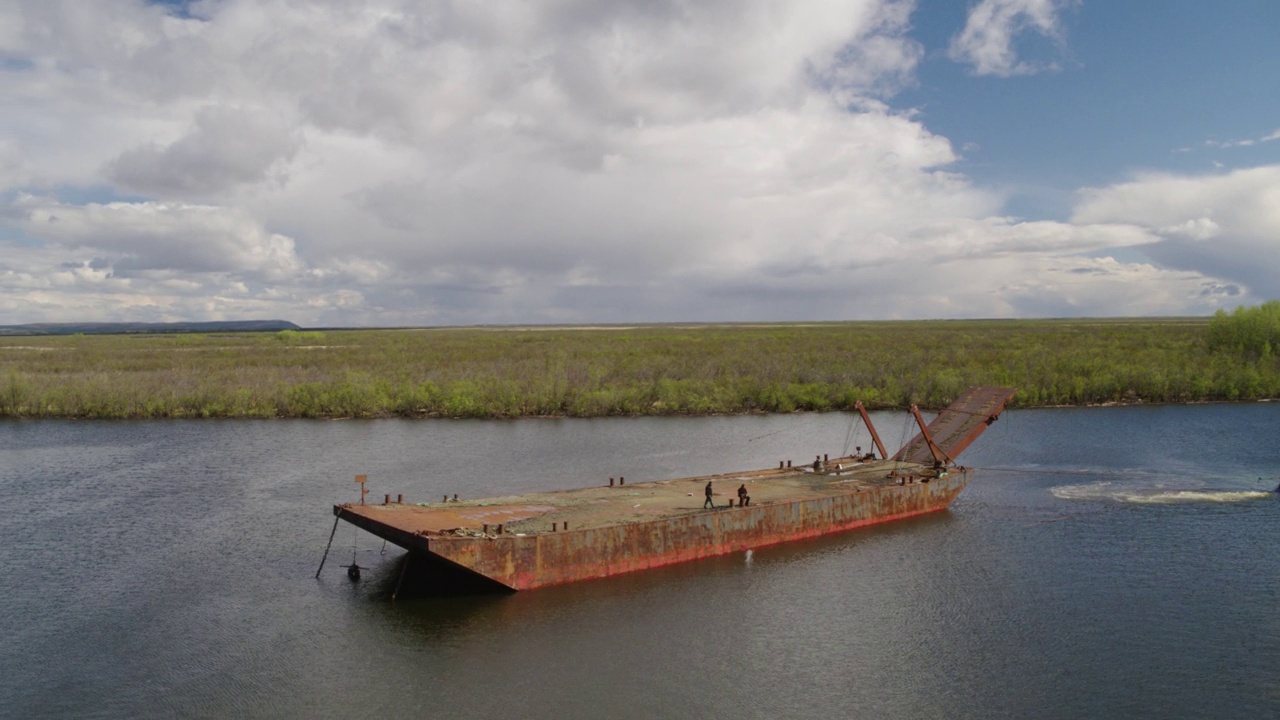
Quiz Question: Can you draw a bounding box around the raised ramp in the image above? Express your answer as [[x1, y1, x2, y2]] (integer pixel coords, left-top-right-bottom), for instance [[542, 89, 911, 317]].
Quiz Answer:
[[893, 387, 1016, 465]]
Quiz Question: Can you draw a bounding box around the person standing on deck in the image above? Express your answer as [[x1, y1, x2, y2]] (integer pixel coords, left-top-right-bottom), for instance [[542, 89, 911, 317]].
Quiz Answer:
[[704, 481, 715, 509], [737, 484, 749, 507]]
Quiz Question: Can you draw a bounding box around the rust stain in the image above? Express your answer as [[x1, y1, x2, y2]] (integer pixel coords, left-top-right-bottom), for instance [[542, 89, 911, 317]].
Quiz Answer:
[[337, 459, 968, 590]]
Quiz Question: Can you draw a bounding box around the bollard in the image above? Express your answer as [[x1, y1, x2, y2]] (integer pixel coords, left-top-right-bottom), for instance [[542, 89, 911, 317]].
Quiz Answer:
[[443, 494, 448, 503], [497, 524, 504, 534], [384, 494, 390, 505], [483, 524, 489, 534], [610, 477, 615, 486], [397, 494, 403, 503], [787, 460, 792, 468], [564, 521, 569, 530], [779, 461, 784, 469], [453, 493, 459, 502], [620, 477, 625, 486], [824, 454, 828, 462], [552, 522, 558, 532]]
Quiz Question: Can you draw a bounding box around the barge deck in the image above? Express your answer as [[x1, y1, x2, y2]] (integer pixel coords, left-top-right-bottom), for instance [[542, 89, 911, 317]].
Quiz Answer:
[[327, 386, 1016, 592]]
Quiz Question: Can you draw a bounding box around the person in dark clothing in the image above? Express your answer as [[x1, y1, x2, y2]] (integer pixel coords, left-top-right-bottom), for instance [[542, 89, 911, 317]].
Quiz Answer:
[[704, 481, 715, 509], [737, 484, 749, 507]]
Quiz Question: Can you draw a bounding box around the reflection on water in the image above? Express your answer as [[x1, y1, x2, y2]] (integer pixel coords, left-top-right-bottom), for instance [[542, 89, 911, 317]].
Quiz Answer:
[[1, 403, 1278, 719]]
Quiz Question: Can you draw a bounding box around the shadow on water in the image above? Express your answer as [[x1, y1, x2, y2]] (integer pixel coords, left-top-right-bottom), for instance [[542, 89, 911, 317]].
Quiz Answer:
[[388, 551, 516, 597]]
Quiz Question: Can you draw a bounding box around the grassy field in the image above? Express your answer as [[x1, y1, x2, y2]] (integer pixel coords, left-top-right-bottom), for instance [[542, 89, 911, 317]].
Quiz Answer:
[[1, 318, 1278, 419]]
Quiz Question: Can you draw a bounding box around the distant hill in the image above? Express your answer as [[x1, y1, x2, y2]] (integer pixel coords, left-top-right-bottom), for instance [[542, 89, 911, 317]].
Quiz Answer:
[[0, 320, 301, 336]]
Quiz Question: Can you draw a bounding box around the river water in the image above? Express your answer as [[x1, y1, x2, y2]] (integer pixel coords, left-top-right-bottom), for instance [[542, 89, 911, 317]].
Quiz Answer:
[[1, 404, 1277, 719]]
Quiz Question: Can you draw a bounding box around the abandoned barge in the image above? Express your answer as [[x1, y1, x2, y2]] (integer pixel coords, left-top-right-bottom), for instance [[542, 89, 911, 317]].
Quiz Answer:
[[326, 386, 1016, 592]]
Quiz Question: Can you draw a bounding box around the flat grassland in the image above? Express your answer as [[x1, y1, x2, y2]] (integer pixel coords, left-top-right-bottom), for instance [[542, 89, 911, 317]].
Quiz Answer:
[[1, 318, 1277, 419]]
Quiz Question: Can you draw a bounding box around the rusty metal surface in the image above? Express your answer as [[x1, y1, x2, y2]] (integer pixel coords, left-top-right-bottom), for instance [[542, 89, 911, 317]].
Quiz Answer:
[[855, 400, 889, 460], [339, 457, 892, 534], [334, 388, 1012, 591], [336, 457, 963, 590], [424, 471, 969, 590], [894, 386, 1016, 465]]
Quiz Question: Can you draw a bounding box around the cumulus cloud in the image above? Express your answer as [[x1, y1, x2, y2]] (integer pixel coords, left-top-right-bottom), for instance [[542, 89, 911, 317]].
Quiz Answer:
[[106, 105, 301, 197], [0, 240, 302, 323], [347, 99, 987, 281], [948, 0, 1075, 77], [1073, 165, 1280, 300], [986, 255, 1237, 317], [0, 0, 1256, 325], [14, 197, 303, 280]]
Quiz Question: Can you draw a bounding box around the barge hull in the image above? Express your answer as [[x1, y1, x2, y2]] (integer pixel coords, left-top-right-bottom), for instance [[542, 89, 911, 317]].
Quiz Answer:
[[328, 386, 1014, 593], [336, 470, 968, 591]]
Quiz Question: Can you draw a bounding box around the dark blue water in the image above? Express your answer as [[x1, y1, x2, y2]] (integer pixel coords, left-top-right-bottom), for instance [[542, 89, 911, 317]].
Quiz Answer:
[[1, 405, 1277, 719]]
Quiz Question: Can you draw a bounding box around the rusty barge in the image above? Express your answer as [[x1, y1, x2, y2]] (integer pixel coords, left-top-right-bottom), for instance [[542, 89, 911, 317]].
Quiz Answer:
[[326, 387, 1015, 592]]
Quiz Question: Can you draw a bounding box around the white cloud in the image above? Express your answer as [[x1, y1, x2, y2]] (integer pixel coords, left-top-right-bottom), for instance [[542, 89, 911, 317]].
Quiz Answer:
[[14, 197, 304, 280], [948, 0, 1075, 77], [985, 255, 1237, 317], [1073, 165, 1280, 300], [0, 140, 31, 189], [0, 242, 308, 323], [1199, 128, 1280, 151], [1159, 218, 1220, 241], [1206, 138, 1255, 149], [0, 1, 1257, 326], [107, 105, 301, 197]]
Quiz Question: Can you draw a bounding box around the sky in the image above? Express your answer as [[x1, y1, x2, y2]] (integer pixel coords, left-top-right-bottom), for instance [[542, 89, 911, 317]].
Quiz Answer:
[[2, 0, 1279, 326]]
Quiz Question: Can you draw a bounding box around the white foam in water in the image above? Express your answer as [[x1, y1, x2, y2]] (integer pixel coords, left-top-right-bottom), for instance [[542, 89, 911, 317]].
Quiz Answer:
[[1052, 481, 1274, 504], [1116, 490, 1272, 504], [1050, 481, 1115, 501]]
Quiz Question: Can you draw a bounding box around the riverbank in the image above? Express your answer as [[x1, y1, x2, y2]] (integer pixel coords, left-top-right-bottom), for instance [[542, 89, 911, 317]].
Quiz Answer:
[[2, 318, 1277, 419]]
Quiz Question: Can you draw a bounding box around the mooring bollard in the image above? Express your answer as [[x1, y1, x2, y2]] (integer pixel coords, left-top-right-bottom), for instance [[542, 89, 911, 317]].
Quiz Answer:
[[552, 522, 558, 532], [384, 494, 390, 505], [483, 524, 489, 534], [397, 494, 403, 503], [443, 494, 448, 503], [610, 477, 615, 486], [497, 524, 504, 535], [620, 477, 625, 485], [564, 521, 569, 530]]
